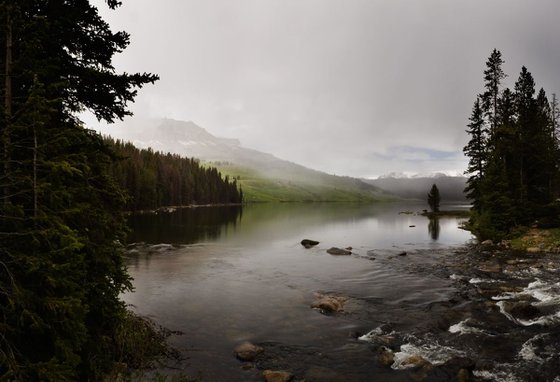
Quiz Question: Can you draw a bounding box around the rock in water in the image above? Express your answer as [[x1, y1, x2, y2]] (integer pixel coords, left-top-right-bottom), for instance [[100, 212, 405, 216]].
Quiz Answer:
[[263, 370, 294, 382], [301, 239, 320, 248], [311, 294, 347, 313], [234, 342, 263, 361], [377, 346, 395, 366], [397, 251, 407, 256], [327, 247, 352, 256]]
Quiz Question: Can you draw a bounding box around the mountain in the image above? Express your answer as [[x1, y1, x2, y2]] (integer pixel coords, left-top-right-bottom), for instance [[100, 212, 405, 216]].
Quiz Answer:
[[105, 118, 393, 202], [365, 173, 468, 202]]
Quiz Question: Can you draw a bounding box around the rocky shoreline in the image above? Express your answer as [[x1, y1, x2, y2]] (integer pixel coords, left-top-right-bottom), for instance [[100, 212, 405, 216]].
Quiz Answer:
[[224, 241, 560, 382]]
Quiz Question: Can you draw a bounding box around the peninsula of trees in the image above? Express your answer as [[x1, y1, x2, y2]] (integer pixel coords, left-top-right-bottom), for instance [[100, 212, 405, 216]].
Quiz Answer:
[[464, 49, 560, 239]]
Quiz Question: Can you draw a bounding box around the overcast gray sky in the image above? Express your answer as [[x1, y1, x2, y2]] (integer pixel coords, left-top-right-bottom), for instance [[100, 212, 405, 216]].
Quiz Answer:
[[86, 0, 560, 178]]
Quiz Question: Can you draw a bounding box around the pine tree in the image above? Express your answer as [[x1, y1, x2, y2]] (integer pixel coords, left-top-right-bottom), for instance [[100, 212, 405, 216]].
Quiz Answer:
[[427, 184, 441, 212], [481, 49, 506, 135], [465, 52, 560, 239], [464, 97, 486, 211], [0, 1, 157, 380]]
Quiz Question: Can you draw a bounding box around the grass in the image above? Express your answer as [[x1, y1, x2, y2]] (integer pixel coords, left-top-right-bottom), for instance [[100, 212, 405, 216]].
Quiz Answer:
[[510, 227, 560, 251], [206, 162, 393, 203], [104, 311, 199, 382]]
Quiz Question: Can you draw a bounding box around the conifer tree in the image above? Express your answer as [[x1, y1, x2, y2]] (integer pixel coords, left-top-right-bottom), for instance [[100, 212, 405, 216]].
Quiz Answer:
[[0, 1, 157, 380], [465, 51, 560, 239], [427, 184, 441, 212], [464, 97, 486, 211], [481, 49, 506, 135]]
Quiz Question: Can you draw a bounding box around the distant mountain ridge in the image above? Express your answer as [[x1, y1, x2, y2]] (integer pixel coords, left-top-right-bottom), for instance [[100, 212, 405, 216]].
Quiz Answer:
[[106, 118, 393, 202], [365, 174, 468, 202]]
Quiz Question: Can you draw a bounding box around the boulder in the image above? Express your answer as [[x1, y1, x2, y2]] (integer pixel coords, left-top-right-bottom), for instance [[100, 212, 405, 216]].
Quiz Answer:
[[477, 262, 501, 273], [263, 370, 294, 382], [301, 239, 319, 248], [480, 239, 493, 246], [527, 247, 541, 253], [327, 247, 351, 256], [234, 342, 263, 361], [510, 302, 541, 320], [377, 346, 395, 366], [401, 355, 430, 369], [311, 294, 346, 313]]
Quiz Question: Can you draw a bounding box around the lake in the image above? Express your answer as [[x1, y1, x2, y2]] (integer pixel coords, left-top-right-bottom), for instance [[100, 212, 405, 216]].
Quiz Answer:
[[124, 203, 560, 382]]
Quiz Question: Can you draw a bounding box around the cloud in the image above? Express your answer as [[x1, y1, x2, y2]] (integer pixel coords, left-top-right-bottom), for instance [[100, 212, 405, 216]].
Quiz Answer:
[[89, 0, 560, 178]]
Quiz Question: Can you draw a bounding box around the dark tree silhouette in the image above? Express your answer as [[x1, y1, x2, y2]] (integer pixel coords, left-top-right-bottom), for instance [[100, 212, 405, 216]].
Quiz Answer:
[[427, 184, 441, 212]]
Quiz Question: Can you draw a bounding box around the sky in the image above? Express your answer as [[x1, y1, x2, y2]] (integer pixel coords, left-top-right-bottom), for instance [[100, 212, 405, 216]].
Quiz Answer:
[[86, 0, 560, 178]]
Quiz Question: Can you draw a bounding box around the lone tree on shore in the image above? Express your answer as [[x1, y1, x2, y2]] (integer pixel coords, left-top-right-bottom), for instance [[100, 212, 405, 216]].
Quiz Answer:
[[428, 184, 441, 212]]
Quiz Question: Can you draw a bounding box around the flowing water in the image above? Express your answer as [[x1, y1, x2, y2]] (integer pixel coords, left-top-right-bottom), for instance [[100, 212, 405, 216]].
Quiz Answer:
[[124, 203, 560, 381]]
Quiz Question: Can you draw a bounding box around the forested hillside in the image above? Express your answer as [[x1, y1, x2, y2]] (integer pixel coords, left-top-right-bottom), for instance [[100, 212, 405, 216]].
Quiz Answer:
[[105, 138, 242, 211], [102, 119, 393, 202]]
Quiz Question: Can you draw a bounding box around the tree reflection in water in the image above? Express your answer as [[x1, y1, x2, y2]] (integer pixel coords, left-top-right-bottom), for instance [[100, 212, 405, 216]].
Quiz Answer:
[[428, 217, 440, 240]]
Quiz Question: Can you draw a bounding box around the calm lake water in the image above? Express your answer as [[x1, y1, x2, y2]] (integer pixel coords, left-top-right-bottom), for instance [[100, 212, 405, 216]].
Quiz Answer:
[[124, 203, 560, 382]]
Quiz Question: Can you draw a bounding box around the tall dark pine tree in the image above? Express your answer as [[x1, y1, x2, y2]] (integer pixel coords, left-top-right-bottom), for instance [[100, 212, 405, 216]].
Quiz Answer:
[[0, 1, 157, 380], [481, 49, 506, 136], [464, 97, 486, 211]]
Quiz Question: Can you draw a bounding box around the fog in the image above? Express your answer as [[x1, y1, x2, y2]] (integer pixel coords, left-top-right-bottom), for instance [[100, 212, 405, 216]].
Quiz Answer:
[[86, 0, 560, 178]]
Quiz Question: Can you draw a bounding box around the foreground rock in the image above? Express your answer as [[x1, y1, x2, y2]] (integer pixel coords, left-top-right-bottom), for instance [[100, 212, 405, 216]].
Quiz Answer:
[[377, 346, 395, 366], [311, 293, 346, 313], [263, 370, 294, 382], [301, 239, 320, 248], [327, 247, 352, 256], [234, 341, 263, 361]]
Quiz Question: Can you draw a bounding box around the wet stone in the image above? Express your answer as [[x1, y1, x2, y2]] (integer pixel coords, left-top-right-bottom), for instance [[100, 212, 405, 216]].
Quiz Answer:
[[301, 239, 319, 248], [327, 247, 352, 256], [263, 370, 294, 382], [311, 294, 346, 313], [377, 346, 395, 367], [509, 302, 541, 320], [234, 342, 264, 361], [478, 262, 501, 273]]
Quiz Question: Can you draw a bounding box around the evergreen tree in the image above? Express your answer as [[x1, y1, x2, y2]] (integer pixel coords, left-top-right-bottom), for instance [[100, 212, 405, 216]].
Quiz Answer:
[[465, 51, 560, 239], [0, 1, 157, 380], [464, 97, 486, 211], [481, 49, 506, 135], [427, 184, 441, 212]]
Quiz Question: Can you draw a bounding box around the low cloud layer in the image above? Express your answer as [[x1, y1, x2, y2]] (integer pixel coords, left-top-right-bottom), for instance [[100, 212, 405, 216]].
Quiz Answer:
[[87, 0, 560, 178]]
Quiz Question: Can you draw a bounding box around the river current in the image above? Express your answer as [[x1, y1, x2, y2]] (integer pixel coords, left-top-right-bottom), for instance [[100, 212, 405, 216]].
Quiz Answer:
[[124, 203, 560, 382]]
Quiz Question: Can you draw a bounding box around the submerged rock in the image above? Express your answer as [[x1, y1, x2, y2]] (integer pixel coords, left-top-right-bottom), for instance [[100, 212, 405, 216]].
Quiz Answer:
[[327, 247, 352, 256], [301, 239, 319, 248], [263, 370, 294, 382], [234, 342, 263, 361], [398, 251, 407, 256], [311, 294, 346, 313]]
